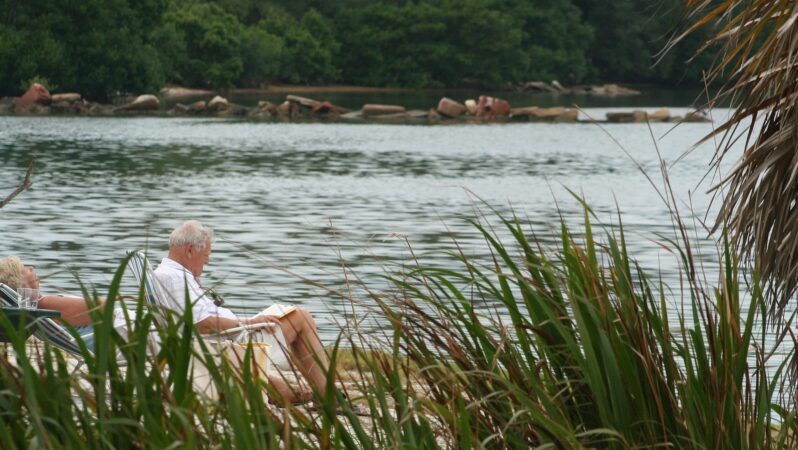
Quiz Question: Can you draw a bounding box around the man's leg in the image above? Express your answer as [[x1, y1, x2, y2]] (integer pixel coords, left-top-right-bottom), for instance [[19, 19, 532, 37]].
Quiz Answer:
[[275, 307, 330, 395]]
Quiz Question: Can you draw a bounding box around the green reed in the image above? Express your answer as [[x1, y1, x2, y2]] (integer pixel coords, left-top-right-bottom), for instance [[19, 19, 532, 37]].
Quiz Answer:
[[0, 204, 793, 448]]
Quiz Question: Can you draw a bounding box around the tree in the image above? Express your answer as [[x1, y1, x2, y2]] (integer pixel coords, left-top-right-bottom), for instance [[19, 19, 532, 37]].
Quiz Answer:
[[163, 2, 244, 88], [0, 0, 167, 100]]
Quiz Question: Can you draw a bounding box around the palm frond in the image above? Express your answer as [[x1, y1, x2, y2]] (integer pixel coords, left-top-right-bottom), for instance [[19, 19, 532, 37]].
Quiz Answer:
[[667, 0, 798, 316]]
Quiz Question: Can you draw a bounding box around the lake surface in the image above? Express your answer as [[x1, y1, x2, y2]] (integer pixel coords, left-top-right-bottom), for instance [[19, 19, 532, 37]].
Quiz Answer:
[[0, 107, 740, 343]]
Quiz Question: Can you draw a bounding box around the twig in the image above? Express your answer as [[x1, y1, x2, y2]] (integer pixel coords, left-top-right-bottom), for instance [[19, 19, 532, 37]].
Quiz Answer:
[[0, 158, 36, 209]]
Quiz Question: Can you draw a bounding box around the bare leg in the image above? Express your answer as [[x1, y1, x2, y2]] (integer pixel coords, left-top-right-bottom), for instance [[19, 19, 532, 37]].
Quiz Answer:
[[275, 308, 330, 395]]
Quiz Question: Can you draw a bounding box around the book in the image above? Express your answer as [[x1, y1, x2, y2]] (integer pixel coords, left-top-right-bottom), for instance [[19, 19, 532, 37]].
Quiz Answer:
[[256, 304, 297, 319]]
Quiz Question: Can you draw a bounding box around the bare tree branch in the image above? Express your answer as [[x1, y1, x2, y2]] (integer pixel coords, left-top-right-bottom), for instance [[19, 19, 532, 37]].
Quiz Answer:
[[0, 158, 36, 209]]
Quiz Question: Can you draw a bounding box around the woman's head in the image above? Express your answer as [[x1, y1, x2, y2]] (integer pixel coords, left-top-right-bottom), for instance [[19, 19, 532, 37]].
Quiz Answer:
[[0, 256, 38, 290]]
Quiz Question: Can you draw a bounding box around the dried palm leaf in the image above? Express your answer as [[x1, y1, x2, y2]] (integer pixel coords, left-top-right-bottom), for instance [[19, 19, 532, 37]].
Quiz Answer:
[[666, 0, 798, 317]]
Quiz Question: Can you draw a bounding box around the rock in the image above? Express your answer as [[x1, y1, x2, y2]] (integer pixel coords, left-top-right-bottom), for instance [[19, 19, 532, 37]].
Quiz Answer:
[[257, 101, 275, 112], [216, 104, 248, 117], [476, 95, 511, 117], [161, 86, 213, 100], [207, 95, 229, 112], [606, 110, 647, 123], [169, 103, 190, 115], [522, 81, 558, 93], [511, 107, 578, 122], [428, 108, 441, 122], [275, 101, 292, 116], [683, 110, 711, 122], [362, 104, 405, 116], [50, 101, 74, 114], [590, 84, 641, 96], [551, 80, 564, 92], [0, 97, 14, 114], [86, 102, 114, 116], [16, 83, 51, 109], [465, 99, 477, 115], [51, 93, 81, 103], [647, 108, 670, 122], [370, 112, 412, 121], [15, 103, 50, 115], [437, 97, 466, 118], [187, 100, 207, 113], [117, 94, 160, 111], [554, 109, 578, 122], [340, 110, 365, 120], [310, 101, 348, 116], [510, 106, 541, 119], [406, 110, 429, 119], [286, 95, 320, 108]]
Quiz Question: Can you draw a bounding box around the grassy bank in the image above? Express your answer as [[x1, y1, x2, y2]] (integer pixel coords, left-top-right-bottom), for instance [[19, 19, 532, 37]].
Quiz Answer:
[[0, 204, 794, 448]]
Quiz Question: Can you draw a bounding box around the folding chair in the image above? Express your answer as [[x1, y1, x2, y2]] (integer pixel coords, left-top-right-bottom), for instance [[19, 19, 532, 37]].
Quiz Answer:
[[0, 283, 90, 358]]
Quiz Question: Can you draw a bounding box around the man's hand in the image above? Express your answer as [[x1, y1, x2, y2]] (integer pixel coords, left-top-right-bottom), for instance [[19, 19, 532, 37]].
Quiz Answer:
[[245, 314, 282, 334]]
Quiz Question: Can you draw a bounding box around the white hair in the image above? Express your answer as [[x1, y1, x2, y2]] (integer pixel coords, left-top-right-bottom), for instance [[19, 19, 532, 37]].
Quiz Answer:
[[169, 220, 214, 249]]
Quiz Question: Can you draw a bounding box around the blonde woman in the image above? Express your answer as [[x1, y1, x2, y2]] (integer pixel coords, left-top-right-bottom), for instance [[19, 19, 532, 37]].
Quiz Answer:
[[0, 256, 103, 347]]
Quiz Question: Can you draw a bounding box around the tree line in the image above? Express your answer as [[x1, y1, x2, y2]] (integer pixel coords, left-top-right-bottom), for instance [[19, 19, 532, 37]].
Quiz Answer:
[[0, 0, 715, 100]]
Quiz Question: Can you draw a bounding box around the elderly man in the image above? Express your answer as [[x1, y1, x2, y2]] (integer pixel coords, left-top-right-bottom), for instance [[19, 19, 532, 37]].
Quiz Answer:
[[154, 220, 329, 403]]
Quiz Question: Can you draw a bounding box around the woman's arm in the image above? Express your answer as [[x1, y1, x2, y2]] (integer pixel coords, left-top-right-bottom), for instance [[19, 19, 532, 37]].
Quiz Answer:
[[38, 295, 104, 327]]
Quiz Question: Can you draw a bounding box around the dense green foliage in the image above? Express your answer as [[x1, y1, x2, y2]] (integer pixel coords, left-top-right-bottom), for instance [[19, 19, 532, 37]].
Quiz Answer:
[[0, 0, 714, 99]]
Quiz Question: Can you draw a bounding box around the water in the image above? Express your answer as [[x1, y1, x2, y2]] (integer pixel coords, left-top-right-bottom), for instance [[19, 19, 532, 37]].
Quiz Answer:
[[0, 109, 738, 343]]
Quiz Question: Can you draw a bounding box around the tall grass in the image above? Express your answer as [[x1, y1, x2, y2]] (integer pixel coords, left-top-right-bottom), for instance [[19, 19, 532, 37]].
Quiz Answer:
[[0, 204, 793, 448]]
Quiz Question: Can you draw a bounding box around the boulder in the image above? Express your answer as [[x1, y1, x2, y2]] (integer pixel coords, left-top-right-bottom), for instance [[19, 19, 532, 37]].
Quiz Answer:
[[215, 104, 248, 117], [286, 95, 320, 108], [465, 99, 477, 115], [16, 83, 51, 109], [551, 80, 565, 92], [187, 100, 207, 113], [436, 97, 466, 118], [207, 95, 229, 112], [647, 108, 670, 122], [117, 94, 160, 111], [476, 95, 511, 117], [606, 110, 647, 123], [257, 101, 275, 112], [275, 101, 292, 116], [86, 102, 115, 116], [510, 106, 540, 119], [51, 93, 81, 103], [427, 108, 441, 122], [169, 103, 190, 115], [590, 84, 641, 96], [15, 103, 50, 115], [0, 97, 14, 114], [340, 110, 365, 120], [310, 101, 348, 116], [406, 110, 429, 119], [362, 104, 405, 116], [683, 110, 711, 122], [522, 81, 557, 93], [370, 112, 412, 121], [554, 109, 578, 122], [512, 106, 571, 121]]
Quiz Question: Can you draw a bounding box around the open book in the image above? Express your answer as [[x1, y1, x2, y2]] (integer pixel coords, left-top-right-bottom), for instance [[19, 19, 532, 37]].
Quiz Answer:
[[255, 304, 297, 319]]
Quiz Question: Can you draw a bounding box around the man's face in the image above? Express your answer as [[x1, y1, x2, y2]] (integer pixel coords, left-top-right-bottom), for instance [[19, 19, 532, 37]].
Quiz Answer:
[[185, 239, 212, 278], [22, 264, 39, 290]]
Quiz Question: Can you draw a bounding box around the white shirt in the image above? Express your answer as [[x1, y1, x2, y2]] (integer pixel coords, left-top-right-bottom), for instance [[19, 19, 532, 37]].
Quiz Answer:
[[153, 257, 238, 324]]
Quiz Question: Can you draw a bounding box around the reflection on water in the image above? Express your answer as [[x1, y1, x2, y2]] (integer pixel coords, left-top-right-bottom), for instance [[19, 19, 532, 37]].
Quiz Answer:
[[0, 112, 735, 343]]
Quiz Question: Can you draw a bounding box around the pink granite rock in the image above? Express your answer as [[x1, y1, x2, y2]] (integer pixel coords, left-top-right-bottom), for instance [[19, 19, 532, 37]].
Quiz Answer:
[[16, 83, 51, 109], [476, 95, 510, 117]]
